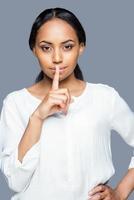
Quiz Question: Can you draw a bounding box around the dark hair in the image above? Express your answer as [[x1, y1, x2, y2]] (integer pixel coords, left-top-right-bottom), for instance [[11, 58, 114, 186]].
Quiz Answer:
[[29, 7, 86, 83]]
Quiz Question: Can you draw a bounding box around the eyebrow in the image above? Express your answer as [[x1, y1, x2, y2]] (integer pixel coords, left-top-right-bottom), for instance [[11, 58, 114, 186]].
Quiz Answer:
[[39, 39, 75, 44]]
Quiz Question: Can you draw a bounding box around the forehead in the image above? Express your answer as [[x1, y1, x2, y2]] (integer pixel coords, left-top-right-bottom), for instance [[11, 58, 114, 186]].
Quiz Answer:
[[36, 18, 78, 43]]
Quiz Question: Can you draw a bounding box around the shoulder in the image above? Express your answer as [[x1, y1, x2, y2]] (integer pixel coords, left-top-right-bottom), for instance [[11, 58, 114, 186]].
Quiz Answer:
[[1, 87, 35, 119], [2, 88, 27, 107], [3, 82, 40, 102], [87, 82, 117, 96], [86, 82, 120, 108]]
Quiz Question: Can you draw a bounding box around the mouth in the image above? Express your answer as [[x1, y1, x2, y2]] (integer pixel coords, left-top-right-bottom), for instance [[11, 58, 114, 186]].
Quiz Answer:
[[50, 66, 67, 70], [50, 66, 67, 74]]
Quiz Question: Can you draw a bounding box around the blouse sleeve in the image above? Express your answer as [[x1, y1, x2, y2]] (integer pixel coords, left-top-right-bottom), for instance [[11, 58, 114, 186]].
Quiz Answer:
[[0, 94, 41, 192], [110, 88, 134, 169]]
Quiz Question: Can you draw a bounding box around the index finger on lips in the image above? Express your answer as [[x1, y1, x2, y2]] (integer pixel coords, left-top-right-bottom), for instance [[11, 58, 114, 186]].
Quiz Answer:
[[52, 66, 59, 90]]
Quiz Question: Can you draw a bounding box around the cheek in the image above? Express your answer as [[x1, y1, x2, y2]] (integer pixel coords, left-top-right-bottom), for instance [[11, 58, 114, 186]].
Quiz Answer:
[[64, 51, 79, 63], [35, 49, 79, 66], [36, 54, 51, 66]]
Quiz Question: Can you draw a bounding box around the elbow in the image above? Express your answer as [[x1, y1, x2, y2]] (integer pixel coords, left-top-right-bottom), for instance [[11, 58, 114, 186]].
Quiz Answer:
[[1, 158, 26, 192], [8, 179, 25, 193], [5, 175, 28, 193]]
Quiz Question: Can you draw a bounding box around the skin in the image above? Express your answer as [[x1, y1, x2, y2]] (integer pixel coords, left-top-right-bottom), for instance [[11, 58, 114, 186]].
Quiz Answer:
[[26, 18, 134, 199], [28, 18, 86, 99]]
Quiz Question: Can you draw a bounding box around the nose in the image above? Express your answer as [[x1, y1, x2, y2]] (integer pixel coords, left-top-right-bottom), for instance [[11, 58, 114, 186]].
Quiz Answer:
[[52, 48, 63, 63]]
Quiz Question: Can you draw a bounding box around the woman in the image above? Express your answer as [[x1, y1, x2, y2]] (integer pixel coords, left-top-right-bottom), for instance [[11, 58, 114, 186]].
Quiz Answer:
[[0, 7, 134, 200]]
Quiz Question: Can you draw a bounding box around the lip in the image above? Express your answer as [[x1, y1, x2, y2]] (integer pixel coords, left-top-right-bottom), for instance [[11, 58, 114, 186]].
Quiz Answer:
[[50, 66, 67, 70]]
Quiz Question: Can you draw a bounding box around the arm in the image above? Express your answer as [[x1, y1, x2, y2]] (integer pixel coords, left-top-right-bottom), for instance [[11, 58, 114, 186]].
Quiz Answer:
[[114, 168, 134, 200], [88, 168, 134, 200], [110, 88, 134, 199], [18, 111, 43, 162], [0, 94, 43, 192], [88, 88, 134, 200]]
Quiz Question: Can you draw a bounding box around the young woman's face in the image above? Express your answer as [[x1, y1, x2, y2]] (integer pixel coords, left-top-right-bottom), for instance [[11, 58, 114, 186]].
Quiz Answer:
[[33, 18, 85, 81]]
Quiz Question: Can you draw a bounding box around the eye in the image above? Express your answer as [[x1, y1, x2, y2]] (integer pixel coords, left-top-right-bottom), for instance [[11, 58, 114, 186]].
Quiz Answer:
[[41, 46, 51, 52], [64, 44, 74, 50]]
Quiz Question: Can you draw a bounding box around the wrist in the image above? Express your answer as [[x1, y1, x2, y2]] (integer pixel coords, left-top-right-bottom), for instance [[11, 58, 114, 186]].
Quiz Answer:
[[30, 110, 45, 123], [114, 187, 127, 200]]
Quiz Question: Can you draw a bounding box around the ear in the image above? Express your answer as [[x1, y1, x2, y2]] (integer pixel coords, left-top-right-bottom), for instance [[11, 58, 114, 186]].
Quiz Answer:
[[79, 43, 85, 56]]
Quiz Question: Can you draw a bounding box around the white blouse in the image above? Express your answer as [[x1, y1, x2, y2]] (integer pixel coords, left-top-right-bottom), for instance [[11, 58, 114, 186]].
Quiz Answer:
[[0, 82, 134, 200]]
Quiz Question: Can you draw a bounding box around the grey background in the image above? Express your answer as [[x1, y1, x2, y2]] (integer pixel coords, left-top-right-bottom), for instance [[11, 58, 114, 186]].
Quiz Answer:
[[0, 0, 134, 199]]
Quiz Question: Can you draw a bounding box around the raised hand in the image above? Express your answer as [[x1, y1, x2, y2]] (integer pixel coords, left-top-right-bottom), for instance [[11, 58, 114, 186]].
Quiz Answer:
[[33, 66, 74, 120]]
